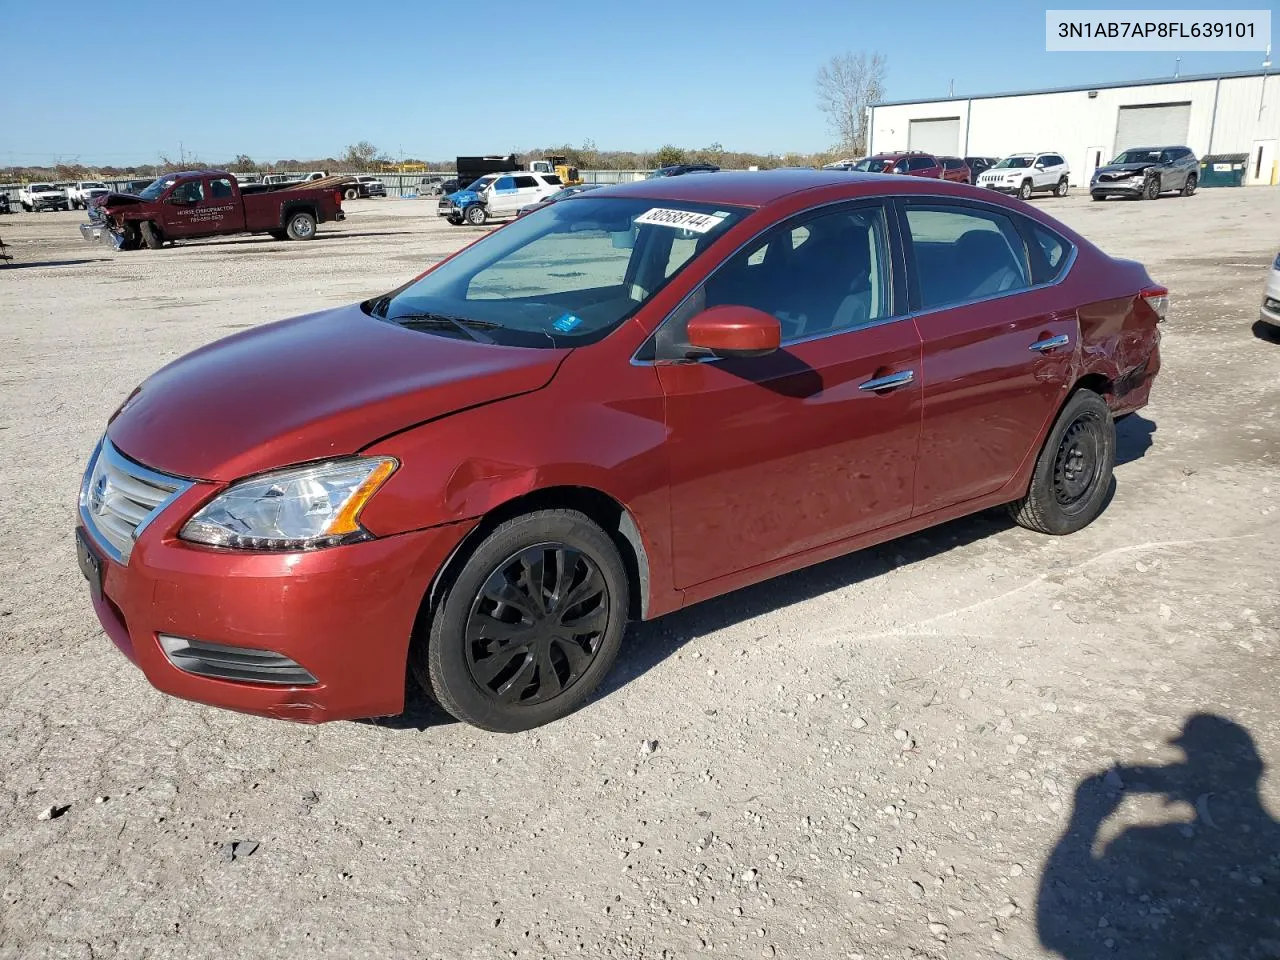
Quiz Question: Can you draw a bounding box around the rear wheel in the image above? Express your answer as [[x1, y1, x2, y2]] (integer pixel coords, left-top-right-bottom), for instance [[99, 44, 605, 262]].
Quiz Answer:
[[1055, 177, 1069, 197], [139, 221, 164, 250], [464, 204, 487, 226], [1008, 389, 1115, 535], [285, 210, 316, 240], [1018, 180, 1033, 201], [1181, 174, 1197, 197], [344, 187, 359, 200], [411, 509, 629, 732]]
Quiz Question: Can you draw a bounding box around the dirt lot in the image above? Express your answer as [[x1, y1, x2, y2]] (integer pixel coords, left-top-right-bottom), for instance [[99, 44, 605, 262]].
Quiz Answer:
[[2, 188, 1279, 960]]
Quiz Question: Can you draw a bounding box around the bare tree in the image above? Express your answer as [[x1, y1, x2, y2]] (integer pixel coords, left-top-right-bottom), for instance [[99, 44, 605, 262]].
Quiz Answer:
[[815, 51, 887, 154]]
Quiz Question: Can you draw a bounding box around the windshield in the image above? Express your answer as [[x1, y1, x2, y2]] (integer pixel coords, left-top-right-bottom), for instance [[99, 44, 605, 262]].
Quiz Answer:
[[85, 182, 107, 189], [138, 177, 174, 200], [1112, 149, 1162, 164], [993, 157, 1033, 169], [365, 197, 746, 348], [31, 183, 54, 191], [465, 175, 496, 193]]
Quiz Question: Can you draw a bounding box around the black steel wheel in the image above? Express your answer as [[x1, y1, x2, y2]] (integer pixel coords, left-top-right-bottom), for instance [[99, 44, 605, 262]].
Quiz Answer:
[[1008, 389, 1115, 535], [412, 509, 629, 732]]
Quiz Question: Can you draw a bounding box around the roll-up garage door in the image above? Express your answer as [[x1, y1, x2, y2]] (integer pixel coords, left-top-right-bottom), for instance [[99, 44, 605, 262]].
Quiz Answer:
[[1114, 102, 1191, 151], [908, 117, 961, 155]]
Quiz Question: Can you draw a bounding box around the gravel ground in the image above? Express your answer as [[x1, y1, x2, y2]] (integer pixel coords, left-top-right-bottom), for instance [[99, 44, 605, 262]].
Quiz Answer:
[[1, 189, 1279, 960]]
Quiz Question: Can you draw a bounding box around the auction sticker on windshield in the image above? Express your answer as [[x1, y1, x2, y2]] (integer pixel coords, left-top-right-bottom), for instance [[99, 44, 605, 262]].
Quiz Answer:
[[634, 208, 727, 233]]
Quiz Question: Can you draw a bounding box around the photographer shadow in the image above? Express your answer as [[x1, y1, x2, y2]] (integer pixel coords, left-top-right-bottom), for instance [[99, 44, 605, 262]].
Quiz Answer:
[[1038, 714, 1280, 958]]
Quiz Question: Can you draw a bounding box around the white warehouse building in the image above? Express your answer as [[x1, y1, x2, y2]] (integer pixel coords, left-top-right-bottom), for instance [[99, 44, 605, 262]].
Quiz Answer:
[[866, 68, 1280, 187]]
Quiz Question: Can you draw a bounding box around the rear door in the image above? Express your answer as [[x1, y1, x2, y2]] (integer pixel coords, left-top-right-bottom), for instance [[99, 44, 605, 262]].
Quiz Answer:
[[908, 155, 941, 178], [899, 198, 1077, 514], [203, 176, 244, 233], [657, 201, 922, 588]]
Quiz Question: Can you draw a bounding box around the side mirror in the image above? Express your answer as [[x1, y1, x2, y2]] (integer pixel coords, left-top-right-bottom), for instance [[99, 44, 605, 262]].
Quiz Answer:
[[686, 305, 781, 359]]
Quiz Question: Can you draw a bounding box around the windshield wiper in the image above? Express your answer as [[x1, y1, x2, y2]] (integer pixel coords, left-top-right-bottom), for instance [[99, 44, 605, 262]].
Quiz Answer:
[[389, 312, 502, 344]]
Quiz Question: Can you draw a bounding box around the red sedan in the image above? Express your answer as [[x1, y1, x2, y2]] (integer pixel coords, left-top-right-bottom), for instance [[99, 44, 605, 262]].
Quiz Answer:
[[77, 171, 1164, 731]]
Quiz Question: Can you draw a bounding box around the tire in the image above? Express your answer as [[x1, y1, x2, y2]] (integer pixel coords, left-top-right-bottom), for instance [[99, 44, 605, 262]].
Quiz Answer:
[[1054, 177, 1069, 198], [21, 203, 30, 212], [344, 187, 359, 200], [284, 210, 316, 240], [139, 221, 164, 250], [411, 509, 629, 732], [1018, 180, 1033, 201], [1008, 389, 1115, 536], [1142, 177, 1160, 200], [464, 204, 487, 226], [1091, 193, 1105, 201], [1181, 174, 1197, 197]]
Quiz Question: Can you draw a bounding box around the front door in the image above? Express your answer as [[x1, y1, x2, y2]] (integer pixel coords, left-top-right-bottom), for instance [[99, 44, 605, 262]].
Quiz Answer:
[[162, 177, 237, 237], [487, 175, 519, 216], [657, 202, 922, 589], [1250, 140, 1278, 185], [900, 199, 1076, 514]]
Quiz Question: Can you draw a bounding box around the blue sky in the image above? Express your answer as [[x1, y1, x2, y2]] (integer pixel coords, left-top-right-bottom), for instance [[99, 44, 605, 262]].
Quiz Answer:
[[5, 0, 1272, 165]]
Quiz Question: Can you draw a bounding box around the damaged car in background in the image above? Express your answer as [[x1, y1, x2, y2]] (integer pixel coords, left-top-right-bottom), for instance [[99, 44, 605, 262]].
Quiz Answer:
[[80, 171, 348, 249]]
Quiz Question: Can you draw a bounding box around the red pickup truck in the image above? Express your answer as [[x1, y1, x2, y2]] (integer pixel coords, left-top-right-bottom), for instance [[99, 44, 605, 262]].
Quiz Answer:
[[80, 170, 346, 250]]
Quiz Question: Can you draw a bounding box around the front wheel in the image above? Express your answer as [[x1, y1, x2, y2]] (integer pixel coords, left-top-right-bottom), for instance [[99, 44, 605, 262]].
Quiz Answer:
[[344, 187, 359, 200], [285, 210, 316, 240], [1008, 389, 1115, 535], [1181, 174, 1197, 197], [1091, 193, 1105, 201], [412, 509, 630, 732], [464, 204, 487, 226], [139, 221, 164, 250], [1143, 177, 1160, 200], [1055, 177, 1069, 198], [1018, 180, 1033, 201]]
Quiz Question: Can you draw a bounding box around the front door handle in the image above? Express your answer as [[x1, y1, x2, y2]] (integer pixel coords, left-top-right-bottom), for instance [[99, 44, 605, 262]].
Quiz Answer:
[[1029, 334, 1071, 353], [858, 370, 915, 391]]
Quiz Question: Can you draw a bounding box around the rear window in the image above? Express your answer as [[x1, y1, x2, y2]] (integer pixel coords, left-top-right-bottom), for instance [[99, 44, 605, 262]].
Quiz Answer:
[[543, 174, 563, 185], [904, 204, 1031, 309], [908, 156, 936, 171]]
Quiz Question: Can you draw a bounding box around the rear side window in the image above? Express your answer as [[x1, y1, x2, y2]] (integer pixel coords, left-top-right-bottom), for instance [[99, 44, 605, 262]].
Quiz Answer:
[[1024, 221, 1072, 283], [908, 156, 936, 171], [209, 178, 233, 199], [543, 174, 562, 185], [514, 176, 538, 189], [904, 204, 1031, 309]]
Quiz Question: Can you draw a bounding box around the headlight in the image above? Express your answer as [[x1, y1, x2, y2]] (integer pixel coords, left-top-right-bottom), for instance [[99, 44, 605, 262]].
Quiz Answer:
[[180, 457, 397, 551]]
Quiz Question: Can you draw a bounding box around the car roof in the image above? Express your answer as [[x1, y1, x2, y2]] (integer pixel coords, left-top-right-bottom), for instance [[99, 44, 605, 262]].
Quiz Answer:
[[586, 169, 997, 209]]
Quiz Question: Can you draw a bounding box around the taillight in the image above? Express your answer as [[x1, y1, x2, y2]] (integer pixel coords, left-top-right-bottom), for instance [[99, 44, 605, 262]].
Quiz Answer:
[[1141, 285, 1169, 323], [334, 189, 343, 206]]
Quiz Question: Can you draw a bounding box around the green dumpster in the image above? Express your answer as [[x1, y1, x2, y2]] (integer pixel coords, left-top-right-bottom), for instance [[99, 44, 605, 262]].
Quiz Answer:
[[1199, 153, 1248, 187]]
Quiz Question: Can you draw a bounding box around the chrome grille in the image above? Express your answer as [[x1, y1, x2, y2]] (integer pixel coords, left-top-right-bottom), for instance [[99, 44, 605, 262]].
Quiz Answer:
[[79, 438, 192, 563]]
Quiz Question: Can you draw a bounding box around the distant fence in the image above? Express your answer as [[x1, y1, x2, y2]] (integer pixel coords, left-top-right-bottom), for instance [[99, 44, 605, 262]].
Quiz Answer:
[[0, 169, 659, 205]]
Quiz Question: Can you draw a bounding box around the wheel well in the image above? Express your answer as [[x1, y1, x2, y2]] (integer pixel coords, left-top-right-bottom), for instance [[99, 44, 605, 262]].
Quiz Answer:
[[281, 203, 317, 227], [417, 485, 651, 639], [1072, 372, 1113, 401]]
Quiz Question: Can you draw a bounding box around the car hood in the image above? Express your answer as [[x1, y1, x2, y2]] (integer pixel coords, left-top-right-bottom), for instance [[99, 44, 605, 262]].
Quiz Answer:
[[1095, 162, 1155, 176], [444, 188, 482, 204], [107, 304, 569, 482]]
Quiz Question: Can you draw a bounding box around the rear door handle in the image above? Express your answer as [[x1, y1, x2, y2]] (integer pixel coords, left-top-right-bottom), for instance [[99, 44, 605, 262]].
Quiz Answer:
[[1029, 334, 1071, 352], [858, 370, 915, 391]]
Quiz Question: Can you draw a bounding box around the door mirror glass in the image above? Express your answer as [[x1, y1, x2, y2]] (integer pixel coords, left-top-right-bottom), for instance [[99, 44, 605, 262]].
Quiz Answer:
[[686, 305, 781, 359]]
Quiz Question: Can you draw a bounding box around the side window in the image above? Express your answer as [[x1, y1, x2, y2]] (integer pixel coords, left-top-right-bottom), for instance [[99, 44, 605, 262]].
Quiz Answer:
[[908, 156, 935, 171], [695, 205, 892, 341], [1024, 220, 1072, 284], [514, 176, 538, 189], [171, 180, 204, 203], [494, 176, 516, 191], [543, 174, 562, 185], [904, 204, 1031, 309], [209, 178, 233, 199]]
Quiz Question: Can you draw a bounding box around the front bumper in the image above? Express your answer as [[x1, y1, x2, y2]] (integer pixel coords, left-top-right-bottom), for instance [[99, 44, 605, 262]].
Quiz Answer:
[[979, 182, 1021, 194], [1261, 292, 1280, 327], [31, 197, 68, 209], [1091, 180, 1144, 197], [77, 476, 474, 723]]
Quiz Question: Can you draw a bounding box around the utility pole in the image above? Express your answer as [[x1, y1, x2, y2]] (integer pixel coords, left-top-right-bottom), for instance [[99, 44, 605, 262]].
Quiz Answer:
[[179, 141, 185, 166]]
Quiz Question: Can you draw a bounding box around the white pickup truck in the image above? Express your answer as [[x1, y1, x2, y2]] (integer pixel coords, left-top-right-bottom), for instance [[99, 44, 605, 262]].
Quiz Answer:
[[18, 183, 70, 212], [66, 181, 111, 210]]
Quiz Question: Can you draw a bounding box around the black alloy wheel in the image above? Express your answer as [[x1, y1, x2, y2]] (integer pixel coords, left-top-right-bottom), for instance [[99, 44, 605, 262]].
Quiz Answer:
[[412, 509, 629, 732], [464, 544, 608, 707], [1143, 177, 1160, 200], [1182, 174, 1197, 197]]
